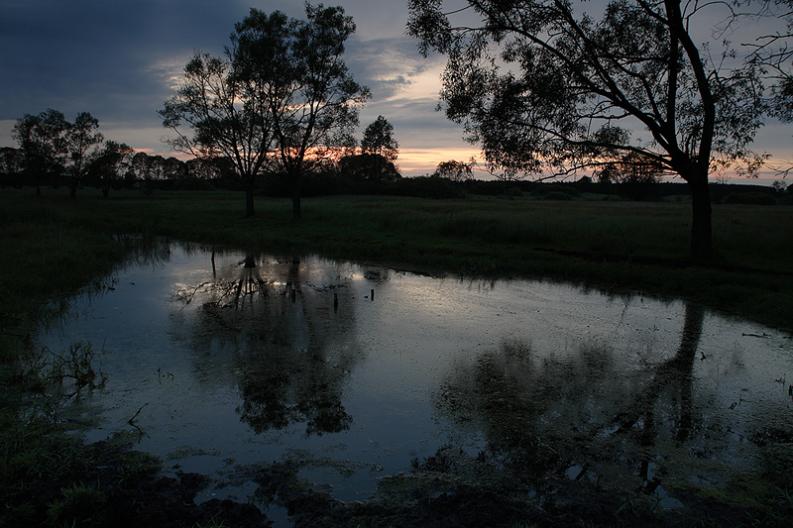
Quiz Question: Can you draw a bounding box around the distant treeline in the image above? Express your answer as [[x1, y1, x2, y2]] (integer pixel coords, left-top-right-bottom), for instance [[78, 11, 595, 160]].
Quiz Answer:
[[1, 145, 789, 204]]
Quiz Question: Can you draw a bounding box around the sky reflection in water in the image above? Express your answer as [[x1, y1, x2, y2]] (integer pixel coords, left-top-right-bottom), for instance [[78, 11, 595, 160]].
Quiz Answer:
[[37, 243, 793, 513]]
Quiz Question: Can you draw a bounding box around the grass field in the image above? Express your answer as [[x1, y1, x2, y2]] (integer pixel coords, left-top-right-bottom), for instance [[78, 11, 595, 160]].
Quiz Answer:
[[1, 188, 792, 332]]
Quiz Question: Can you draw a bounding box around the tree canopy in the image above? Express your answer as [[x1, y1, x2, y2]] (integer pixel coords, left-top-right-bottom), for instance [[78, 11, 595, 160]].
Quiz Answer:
[[160, 48, 274, 217], [361, 115, 399, 161], [13, 109, 104, 197], [233, 4, 370, 219], [408, 0, 766, 258]]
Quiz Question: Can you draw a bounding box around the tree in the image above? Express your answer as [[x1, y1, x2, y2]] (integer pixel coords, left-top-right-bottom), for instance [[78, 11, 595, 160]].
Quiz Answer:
[[233, 4, 370, 220], [65, 112, 104, 198], [433, 159, 475, 182], [161, 50, 274, 217], [12, 109, 69, 195], [745, 0, 793, 175], [339, 153, 401, 183], [0, 147, 24, 186], [595, 152, 663, 184], [88, 141, 134, 198], [408, 0, 765, 259], [361, 115, 399, 161]]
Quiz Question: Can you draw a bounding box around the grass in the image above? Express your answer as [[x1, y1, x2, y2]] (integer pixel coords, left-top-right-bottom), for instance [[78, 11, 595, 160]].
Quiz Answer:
[[1, 188, 792, 332]]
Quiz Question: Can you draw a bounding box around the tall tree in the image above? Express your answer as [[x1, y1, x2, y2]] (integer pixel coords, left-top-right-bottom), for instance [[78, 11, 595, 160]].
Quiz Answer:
[[12, 109, 69, 196], [161, 50, 274, 217], [65, 112, 103, 198], [233, 4, 370, 220], [408, 0, 765, 259], [361, 115, 399, 161]]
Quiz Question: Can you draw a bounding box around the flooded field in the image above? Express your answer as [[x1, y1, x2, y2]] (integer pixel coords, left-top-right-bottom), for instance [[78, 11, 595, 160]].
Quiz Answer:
[[37, 242, 793, 525]]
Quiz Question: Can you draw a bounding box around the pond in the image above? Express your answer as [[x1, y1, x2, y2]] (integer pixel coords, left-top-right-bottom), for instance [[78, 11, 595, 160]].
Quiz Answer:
[[37, 242, 793, 525]]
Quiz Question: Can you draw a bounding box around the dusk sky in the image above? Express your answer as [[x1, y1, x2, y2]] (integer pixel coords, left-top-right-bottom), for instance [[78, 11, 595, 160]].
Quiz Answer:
[[0, 0, 789, 178]]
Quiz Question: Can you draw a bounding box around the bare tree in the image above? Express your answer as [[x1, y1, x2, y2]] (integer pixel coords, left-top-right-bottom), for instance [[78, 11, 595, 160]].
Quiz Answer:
[[409, 0, 766, 259]]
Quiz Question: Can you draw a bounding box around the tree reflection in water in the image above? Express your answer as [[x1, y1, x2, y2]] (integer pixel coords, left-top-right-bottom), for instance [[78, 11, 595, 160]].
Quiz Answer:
[[174, 253, 362, 436], [436, 302, 707, 492]]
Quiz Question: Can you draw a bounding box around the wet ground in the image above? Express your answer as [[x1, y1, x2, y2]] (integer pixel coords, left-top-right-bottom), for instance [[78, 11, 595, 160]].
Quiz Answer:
[[36, 242, 793, 526]]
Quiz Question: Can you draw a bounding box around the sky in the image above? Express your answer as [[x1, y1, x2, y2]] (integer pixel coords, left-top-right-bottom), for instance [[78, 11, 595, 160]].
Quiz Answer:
[[0, 0, 789, 179]]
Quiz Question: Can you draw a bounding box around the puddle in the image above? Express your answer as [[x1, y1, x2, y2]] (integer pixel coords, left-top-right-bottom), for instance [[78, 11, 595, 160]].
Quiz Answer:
[[36, 242, 793, 524]]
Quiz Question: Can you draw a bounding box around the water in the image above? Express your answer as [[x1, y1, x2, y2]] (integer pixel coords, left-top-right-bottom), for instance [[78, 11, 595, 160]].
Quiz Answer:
[[36, 242, 793, 521]]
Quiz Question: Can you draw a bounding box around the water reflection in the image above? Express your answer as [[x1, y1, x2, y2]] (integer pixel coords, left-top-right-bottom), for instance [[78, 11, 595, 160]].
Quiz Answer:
[[34, 244, 793, 514], [613, 302, 704, 445], [172, 253, 363, 436], [435, 302, 721, 495]]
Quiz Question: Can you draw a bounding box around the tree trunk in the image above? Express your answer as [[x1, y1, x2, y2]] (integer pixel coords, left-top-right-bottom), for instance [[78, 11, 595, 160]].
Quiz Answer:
[[102, 185, 109, 198], [291, 170, 302, 220], [245, 176, 255, 218], [69, 178, 78, 199], [688, 176, 712, 261]]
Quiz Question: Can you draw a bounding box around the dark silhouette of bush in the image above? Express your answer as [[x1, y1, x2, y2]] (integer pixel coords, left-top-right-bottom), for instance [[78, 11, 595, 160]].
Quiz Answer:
[[339, 154, 401, 183]]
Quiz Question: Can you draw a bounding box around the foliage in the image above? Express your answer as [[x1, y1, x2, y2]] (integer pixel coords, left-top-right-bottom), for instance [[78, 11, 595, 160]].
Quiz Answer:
[[434, 159, 475, 182], [12, 109, 69, 190], [407, 0, 765, 180], [12, 110, 105, 197], [232, 3, 370, 217], [339, 153, 401, 183], [66, 112, 104, 196], [160, 46, 274, 216], [408, 0, 769, 258], [361, 115, 399, 161], [745, 0, 793, 122], [595, 152, 663, 184], [87, 141, 135, 197]]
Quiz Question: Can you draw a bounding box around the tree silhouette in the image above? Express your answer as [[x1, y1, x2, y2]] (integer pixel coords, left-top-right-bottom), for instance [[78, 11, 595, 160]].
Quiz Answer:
[[433, 159, 475, 182], [161, 51, 274, 217], [88, 141, 134, 198], [12, 110, 68, 196], [408, 0, 765, 259], [361, 115, 399, 161], [339, 153, 401, 183], [65, 112, 103, 199], [233, 4, 370, 220]]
